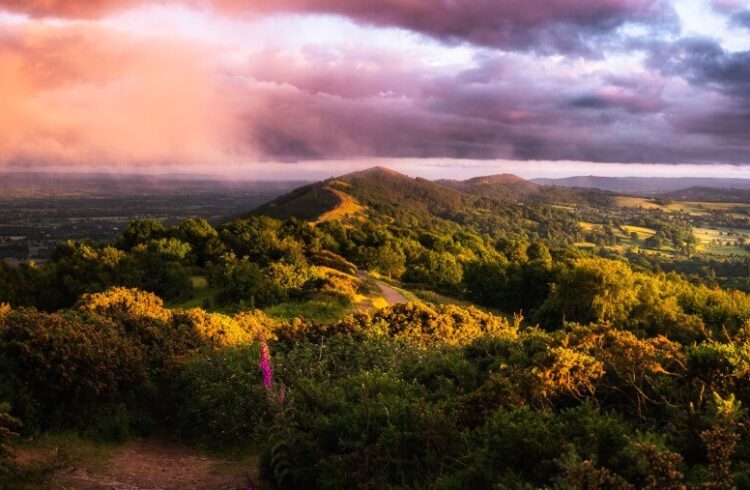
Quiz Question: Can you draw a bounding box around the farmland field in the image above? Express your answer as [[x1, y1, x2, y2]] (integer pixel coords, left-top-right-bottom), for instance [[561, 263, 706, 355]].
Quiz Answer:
[[694, 227, 750, 256]]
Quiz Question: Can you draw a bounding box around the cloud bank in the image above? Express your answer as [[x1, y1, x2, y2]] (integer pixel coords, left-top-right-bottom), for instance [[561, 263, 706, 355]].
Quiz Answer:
[[0, 0, 747, 169]]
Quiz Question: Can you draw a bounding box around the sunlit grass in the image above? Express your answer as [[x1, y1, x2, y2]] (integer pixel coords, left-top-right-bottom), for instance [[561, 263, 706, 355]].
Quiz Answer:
[[316, 188, 365, 223], [264, 300, 350, 323]]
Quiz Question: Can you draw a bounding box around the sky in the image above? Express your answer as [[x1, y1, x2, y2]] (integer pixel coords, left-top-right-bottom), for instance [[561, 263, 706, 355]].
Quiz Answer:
[[0, 0, 748, 179]]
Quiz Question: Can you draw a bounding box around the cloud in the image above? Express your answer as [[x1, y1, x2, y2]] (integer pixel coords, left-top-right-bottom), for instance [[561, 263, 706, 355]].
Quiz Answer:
[[730, 10, 750, 30], [0, 0, 676, 54], [0, 2, 749, 169], [0, 0, 142, 18], [644, 36, 750, 145], [0, 22, 242, 166]]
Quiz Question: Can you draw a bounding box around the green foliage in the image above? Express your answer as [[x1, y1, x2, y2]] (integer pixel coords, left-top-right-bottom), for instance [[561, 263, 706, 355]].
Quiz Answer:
[[0, 288, 272, 436]]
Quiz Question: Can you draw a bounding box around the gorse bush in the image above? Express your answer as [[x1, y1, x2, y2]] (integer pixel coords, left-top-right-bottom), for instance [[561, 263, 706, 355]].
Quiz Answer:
[[0, 288, 274, 435], [0, 307, 150, 431], [276, 302, 520, 345]]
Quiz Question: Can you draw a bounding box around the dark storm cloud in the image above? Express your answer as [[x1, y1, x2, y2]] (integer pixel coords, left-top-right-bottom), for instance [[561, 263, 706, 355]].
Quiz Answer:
[[643, 36, 750, 148], [649, 37, 750, 91], [237, 50, 749, 164], [730, 10, 750, 30]]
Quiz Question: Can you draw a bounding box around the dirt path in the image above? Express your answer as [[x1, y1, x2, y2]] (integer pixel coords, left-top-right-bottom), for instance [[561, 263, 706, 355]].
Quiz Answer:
[[21, 436, 266, 490], [352, 272, 408, 312], [374, 280, 408, 305]]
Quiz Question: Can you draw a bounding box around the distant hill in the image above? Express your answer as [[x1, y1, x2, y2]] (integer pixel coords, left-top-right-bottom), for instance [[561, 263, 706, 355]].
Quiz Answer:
[[531, 176, 750, 194], [656, 187, 750, 203], [252, 183, 343, 221], [251, 166, 625, 225], [249, 166, 590, 247], [437, 173, 541, 201], [0, 172, 306, 198], [437, 173, 611, 206]]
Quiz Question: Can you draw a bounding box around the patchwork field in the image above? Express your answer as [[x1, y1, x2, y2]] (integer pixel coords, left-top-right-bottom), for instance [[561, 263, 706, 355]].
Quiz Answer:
[[578, 219, 750, 257], [615, 196, 750, 216], [694, 227, 750, 256]]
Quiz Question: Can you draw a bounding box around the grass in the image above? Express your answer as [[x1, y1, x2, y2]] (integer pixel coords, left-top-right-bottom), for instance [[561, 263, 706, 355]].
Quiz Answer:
[[13, 432, 122, 487], [168, 275, 227, 312], [371, 297, 390, 309], [264, 299, 351, 323], [614, 196, 663, 209], [190, 276, 208, 289], [576, 221, 677, 256], [621, 225, 656, 239], [412, 289, 471, 307]]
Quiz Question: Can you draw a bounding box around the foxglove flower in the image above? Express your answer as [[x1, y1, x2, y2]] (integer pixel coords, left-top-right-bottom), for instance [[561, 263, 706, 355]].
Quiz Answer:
[[259, 339, 273, 391]]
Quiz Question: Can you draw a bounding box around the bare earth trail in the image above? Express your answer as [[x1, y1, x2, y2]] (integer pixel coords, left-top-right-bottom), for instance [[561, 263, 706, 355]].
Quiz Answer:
[[353, 272, 408, 312], [19, 436, 267, 490], [374, 280, 408, 305]]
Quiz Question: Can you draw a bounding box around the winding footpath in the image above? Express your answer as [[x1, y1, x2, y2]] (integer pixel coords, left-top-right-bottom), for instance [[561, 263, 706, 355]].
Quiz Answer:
[[374, 280, 408, 305]]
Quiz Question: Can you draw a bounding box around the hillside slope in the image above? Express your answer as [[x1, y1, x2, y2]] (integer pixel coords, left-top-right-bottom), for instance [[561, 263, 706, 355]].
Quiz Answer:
[[251, 183, 342, 220], [249, 166, 585, 246], [437, 173, 604, 205], [252, 166, 468, 222]]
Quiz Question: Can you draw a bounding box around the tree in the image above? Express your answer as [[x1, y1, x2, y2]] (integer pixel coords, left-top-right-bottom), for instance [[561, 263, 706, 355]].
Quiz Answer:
[[404, 249, 463, 292], [174, 217, 218, 265], [116, 219, 167, 250], [360, 244, 406, 280], [537, 258, 638, 326]]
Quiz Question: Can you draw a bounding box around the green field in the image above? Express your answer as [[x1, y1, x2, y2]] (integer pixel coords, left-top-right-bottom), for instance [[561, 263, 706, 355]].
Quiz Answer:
[[694, 227, 750, 256], [578, 221, 657, 250]]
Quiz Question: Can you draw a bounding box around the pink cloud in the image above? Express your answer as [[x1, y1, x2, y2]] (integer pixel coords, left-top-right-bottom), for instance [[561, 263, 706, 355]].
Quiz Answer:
[[0, 22, 242, 166]]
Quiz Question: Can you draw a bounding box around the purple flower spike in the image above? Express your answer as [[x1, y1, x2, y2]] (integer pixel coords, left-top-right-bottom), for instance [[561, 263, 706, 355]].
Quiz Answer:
[[259, 339, 274, 391]]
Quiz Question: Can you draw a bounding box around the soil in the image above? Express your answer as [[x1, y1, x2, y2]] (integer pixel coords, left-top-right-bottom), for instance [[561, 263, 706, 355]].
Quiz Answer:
[[375, 280, 408, 305], [17, 436, 267, 490]]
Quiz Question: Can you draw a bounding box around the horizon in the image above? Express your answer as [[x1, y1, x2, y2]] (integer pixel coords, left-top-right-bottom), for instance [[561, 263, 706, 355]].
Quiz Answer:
[[5, 161, 750, 182], [0, 0, 749, 177]]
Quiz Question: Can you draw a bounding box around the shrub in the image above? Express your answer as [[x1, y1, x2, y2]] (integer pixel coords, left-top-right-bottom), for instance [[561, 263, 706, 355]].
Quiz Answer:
[[0, 308, 150, 431], [77, 287, 170, 321], [334, 303, 520, 346], [170, 309, 257, 348], [281, 371, 462, 488], [170, 345, 267, 448], [0, 403, 21, 487]]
